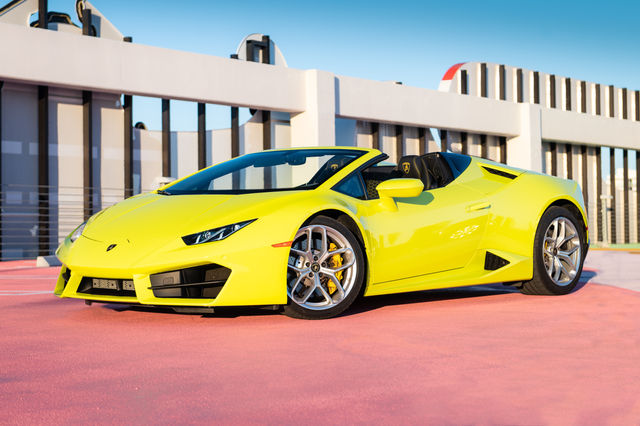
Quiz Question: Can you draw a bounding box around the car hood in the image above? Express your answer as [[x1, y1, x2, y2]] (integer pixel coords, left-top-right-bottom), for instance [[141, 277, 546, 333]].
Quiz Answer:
[[82, 191, 305, 245]]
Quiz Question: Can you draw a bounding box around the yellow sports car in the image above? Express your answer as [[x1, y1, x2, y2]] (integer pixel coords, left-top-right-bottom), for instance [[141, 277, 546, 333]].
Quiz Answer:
[[55, 147, 588, 319]]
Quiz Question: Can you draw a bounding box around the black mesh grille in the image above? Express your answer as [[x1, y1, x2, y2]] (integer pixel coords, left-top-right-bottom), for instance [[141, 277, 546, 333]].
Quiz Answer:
[[149, 264, 231, 299], [365, 179, 382, 199], [484, 252, 510, 271]]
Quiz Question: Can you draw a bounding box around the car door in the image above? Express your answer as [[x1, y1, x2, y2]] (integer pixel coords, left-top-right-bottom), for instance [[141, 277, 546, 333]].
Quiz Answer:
[[362, 181, 490, 285]]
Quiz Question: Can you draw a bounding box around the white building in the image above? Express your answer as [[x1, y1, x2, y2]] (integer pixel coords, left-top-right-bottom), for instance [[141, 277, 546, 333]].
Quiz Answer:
[[0, 0, 639, 259]]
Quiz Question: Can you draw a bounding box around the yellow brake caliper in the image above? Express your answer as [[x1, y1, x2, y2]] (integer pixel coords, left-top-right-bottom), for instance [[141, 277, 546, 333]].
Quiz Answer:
[[326, 242, 343, 295]]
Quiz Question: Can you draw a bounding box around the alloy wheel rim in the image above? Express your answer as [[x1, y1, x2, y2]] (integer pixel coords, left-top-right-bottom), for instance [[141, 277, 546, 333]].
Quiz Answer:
[[542, 216, 581, 286], [287, 225, 357, 310]]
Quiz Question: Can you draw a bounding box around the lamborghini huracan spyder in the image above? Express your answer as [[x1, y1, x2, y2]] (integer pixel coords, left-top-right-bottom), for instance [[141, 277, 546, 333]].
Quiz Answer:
[[55, 147, 588, 319]]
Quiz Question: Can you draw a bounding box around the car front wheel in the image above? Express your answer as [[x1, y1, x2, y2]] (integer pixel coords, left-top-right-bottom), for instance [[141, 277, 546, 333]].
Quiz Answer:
[[283, 216, 365, 319]]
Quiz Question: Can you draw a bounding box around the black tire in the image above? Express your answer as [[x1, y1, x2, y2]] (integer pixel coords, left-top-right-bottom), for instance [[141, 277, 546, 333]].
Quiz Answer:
[[520, 206, 586, 295], [283, 216, 365, 319]]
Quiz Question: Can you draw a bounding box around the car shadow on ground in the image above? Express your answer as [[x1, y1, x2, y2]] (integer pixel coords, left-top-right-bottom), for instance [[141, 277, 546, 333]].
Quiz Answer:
[[347, 270, 596, 317], [579, 270, 596, 288], [102, 302, 278, 318], [346, 284, 519, 317], [101, 272, 598, 319]]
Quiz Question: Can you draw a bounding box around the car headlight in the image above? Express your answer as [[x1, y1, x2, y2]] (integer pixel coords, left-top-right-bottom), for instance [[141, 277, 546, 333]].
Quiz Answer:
[[69, 222, 87, 243], [67, 208, 109, 244], [182, 219, 256, 245]]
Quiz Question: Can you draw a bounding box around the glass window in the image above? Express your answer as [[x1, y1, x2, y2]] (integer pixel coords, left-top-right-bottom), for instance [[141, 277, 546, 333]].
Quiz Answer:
[[163, 149, 364, 195], [441, 152, 471, 178], [361, 161, 400, 199], [333, 174, 366, 199]]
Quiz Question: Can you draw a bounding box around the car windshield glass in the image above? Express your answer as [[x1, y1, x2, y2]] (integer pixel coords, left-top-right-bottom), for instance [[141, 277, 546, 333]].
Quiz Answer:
[[163, 149, 365, 194]]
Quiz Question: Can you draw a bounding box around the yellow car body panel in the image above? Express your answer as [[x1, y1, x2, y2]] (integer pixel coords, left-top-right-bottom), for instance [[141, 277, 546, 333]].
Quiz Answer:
[[55, 147, 588, 308]]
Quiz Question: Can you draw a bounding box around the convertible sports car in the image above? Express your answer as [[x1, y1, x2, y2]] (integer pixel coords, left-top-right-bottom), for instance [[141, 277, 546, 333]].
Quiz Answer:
[[55, 147, 588, 319]]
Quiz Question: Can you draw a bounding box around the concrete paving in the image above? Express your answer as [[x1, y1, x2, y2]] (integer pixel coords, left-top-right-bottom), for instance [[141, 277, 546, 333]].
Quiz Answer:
[[0, 253, 639, 424], [583, 248, 640, 292]]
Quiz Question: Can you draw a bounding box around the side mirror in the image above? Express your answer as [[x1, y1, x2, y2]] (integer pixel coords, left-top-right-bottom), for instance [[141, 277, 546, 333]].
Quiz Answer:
[[376, 178, 424, 199]]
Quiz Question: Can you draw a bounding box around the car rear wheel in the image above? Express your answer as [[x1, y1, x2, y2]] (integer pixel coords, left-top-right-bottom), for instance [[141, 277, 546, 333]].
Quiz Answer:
[[521, 206, 586, 295], [283, 216, 364, 319]]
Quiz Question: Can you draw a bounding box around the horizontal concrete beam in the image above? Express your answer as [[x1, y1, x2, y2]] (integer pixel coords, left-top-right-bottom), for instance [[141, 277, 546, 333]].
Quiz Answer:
[[3, 22, 639, 151], [0, 23, 306, 112], [541, 108, 640, 149], [335, 75, 521, 136], [0, 23, 521, 137]]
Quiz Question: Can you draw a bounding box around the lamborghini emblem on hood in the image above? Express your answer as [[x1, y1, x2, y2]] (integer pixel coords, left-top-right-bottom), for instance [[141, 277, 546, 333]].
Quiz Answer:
[[402, 162, 410, 174]]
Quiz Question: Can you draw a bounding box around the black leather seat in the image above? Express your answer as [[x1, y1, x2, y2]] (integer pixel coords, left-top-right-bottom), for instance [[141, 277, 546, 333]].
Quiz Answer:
[[422, 153, 454, 188], [308, 156, 351, 185], [394, 155, 430, 190]]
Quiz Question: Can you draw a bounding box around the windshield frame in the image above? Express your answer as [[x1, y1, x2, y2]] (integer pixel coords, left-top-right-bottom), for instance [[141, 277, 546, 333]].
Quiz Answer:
[[160, 148, 367, 195]]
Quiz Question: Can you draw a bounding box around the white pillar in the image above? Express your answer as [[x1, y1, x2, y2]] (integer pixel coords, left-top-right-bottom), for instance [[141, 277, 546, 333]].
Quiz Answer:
[[507, 103, 542, 172], [447, 131, 463, 153], [355, 121, 373, 148], [468, 134, 482, 156], [487, 135, 499, 161], [586, 147, 599, 238], [403, 127, 420, 155], [290, 70, 335, 147]]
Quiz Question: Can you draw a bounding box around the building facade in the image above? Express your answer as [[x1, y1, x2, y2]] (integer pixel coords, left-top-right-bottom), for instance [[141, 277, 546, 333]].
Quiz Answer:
[[0, 0, 639, 259]]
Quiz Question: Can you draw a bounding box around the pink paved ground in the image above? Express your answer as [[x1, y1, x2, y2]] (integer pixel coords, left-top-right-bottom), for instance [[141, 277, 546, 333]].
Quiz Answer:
[[1, 260, 640, 424]]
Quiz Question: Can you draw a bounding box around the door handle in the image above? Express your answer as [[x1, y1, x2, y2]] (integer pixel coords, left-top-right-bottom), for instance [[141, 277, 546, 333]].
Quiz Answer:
[[466, 202, 491, 212]]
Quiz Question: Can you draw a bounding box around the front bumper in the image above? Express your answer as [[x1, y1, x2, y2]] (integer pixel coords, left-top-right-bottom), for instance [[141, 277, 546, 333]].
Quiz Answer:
[[54, 230, 290, 307], [55, 264, 234, 307]]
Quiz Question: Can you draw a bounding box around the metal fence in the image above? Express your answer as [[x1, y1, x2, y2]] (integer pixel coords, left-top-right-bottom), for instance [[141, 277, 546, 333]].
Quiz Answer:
[[0, 183, 133, 260]]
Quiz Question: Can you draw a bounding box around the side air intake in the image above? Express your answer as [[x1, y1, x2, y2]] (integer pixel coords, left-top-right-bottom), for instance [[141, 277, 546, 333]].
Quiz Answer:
[[482, 166, 517, 180], [484, 252, 510, 271]]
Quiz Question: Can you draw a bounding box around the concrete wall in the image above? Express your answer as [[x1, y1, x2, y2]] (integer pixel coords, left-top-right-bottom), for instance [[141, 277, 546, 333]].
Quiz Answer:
[[1, 22, 640, 257], [0, 82, 123, 258]]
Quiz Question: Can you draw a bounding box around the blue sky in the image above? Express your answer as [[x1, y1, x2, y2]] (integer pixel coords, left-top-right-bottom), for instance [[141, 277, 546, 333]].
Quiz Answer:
[[47, 0, 640, 134]]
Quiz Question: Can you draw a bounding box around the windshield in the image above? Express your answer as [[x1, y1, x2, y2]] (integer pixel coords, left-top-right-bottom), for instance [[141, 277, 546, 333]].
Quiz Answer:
[[163, 149, 365, 195]]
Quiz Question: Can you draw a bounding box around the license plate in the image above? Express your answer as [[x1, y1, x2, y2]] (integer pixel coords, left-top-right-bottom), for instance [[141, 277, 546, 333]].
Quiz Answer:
[[93, 279, 118, 290]]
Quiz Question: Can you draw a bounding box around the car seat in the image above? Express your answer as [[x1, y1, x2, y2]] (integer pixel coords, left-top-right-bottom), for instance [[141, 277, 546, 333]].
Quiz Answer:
[[394, 155, 430, 191], [421, 153, 454, 188]]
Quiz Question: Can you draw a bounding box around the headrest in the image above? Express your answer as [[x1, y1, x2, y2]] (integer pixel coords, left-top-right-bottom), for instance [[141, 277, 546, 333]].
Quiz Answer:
[[326, 157, 349, 172], [308, 156, 350, 185], [395, 155, 430, 189]]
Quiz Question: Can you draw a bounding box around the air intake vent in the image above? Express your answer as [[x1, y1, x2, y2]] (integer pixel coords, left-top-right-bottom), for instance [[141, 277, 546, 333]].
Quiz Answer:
[[149, 264, 231, 299], [484, 252, 510, 271], [61, 267, 71, 289], [482, 166, 517, 180]]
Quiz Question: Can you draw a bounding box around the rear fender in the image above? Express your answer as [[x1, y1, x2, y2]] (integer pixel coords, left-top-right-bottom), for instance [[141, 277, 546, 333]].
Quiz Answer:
[[478, 172, 586, 275]]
